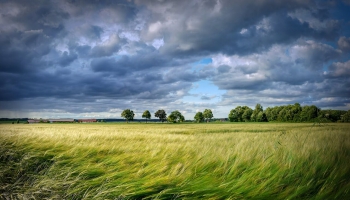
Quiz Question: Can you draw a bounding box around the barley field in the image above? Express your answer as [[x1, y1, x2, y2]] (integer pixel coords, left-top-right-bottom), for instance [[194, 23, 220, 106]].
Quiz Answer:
[[1, 123, 350, 199]]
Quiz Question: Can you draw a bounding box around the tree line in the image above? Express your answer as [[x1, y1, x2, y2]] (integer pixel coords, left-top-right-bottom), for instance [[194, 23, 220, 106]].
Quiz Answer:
[[230, 103, 350, 122], [121, 109, 214, 123], [121, 103, 350, 123]]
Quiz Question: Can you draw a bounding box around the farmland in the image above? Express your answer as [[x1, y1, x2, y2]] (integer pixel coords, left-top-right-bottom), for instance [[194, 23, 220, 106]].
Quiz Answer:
[[1, 123, 350, 199]]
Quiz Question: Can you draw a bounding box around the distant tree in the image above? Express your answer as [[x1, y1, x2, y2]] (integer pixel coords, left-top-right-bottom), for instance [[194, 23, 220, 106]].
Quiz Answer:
[[228, 107, 240, 122], [203, 109, 213, 122], [320, 109, 347, 122], [155, 110, 167, 122], [242, 107, 253, 122], [228, 106, 252, 122], [142, 110, 151, 123], [121, 109, 135, 123], [16, 119, 19, 124], [341, 110, 350, 122], [194, 112, 204, 123], [251, 104, 263, 122], [300, 105, 320, 122], [179, 115, 185, 122], [257, 111, 268, 122], [265, 107, 275, 122], [168, 110, 185, 123], [291, 103, 302, 122]]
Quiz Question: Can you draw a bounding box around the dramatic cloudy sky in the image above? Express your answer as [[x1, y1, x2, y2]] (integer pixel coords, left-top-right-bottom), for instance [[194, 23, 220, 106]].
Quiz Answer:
[[1, 0, 350, 119]]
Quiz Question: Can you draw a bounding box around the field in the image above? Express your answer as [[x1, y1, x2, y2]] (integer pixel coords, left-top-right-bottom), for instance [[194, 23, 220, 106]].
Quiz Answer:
[[1, 123, 350, 199]]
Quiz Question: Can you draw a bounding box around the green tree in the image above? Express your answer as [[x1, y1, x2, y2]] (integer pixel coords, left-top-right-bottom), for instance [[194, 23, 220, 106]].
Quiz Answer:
[[251, 103, 263, 122], [265, 107, 275, 121], [121, 109, 135, 123], [155, 109, 167, 122], [340, 110, 350, 122], [194, 112, 204, 123], [228, 108, 239, 122], [228, 106, 256, 122], [242, 106, 253, 122], [167, 110, 185, 123], [142, 110, 151, 123], [300, 105, 320, 122], [257, 111, 268, 122], [292, 103, 302, 122], [203, 109, 213, 122], [320, 109, 347, 122]]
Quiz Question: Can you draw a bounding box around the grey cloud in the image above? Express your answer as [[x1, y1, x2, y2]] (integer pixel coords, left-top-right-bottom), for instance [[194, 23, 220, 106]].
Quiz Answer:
[[89, 34, 124, 57], [81, 25, 104, 40], [326, 60, 350, 78], [139, 0, 339, 57], [201, 96, 211, 100], [58, 51, 78, 66], [0, 0, 350, 118], [217, 65, 230, 74], [338, 36, 350, 52], [90, 57, 128, 75], [200, 95, 218, 100], [0, 43, 51, 74]]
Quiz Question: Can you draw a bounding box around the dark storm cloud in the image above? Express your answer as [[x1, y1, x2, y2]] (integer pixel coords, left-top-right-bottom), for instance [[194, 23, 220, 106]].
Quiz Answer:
[[1, 0, 350, 118], [139, 0, 339, 57], [90, 57, 128, 75]]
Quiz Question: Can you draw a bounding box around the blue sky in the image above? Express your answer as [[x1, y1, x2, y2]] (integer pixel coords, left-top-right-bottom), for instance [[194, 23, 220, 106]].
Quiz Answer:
[[1, 0, 350, 119]]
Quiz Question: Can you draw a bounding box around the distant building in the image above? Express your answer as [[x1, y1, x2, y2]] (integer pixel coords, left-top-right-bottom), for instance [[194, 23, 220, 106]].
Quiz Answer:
[[49, 119, 75, 123], [28, 119, 48, 123], [28, 119, 40, 123], [77, 119, 97, 123]]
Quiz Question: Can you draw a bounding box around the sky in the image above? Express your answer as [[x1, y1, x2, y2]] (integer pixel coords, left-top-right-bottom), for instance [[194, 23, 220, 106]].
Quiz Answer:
[[1, 0, 350, 119]]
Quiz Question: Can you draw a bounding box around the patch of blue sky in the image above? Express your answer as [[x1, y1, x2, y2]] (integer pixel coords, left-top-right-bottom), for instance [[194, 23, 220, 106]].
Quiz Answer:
[[196, 58, 212, 64], [182, 80, 225, 104], [190, 57, 213, 72]]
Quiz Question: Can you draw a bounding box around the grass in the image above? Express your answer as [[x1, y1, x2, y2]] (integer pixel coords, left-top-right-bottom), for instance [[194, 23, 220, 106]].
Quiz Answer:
[[0, 123, 350, 199]]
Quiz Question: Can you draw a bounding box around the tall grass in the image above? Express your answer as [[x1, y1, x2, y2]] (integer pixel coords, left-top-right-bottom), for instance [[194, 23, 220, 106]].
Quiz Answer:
[[1, 123, 349, 199]]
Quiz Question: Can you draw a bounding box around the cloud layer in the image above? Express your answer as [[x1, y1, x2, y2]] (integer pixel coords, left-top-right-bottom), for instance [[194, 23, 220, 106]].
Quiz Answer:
[[1, 0, 350, 118]]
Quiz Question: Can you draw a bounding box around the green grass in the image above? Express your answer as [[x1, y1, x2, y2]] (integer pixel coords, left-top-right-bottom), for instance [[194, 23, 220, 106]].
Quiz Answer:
[[1, 123, 350, 199]]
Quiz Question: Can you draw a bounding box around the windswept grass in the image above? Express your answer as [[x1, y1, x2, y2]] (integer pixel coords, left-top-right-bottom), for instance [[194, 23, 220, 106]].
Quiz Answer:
[[1, 123, 350, 199]]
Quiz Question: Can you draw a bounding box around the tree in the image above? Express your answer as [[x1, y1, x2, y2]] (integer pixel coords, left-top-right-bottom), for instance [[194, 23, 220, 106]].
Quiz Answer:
[[300, 105, 320, 122], [194, 112, 204, 123], [242, 108, 253, 122], [203, 109, 213, 122], [142, 110, 151, 123], [320, 109, 347, 122], [228, 107, 240, 122], [228, 106, 252, 122], [121, 109, 135, 123], [155, 110, 167, 122], [251, 103, 263, 122], [341, 110, 350, 122], [292, 103, 302, 122], [257, 111, 268, 122], [167, 110, 185, 123]]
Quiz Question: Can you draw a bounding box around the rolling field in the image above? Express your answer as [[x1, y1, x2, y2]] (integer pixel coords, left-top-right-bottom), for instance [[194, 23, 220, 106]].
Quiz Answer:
[[1, 123, 350, 199]]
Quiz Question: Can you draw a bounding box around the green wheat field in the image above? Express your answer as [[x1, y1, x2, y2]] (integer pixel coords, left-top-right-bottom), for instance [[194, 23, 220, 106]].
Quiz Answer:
[[1, 123, 350, 199]]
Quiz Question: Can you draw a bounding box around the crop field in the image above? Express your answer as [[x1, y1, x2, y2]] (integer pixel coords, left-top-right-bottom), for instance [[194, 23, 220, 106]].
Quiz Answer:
[[0, 123, 350, 199]]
